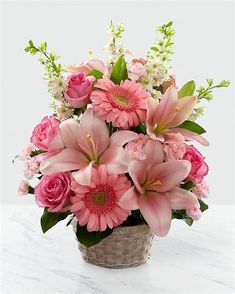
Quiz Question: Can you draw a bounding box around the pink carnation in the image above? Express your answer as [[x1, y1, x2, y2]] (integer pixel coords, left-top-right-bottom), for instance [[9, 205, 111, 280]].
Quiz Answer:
[[71, 165, 134, 232], [91, 77, 149, 129], [163, 143, 186, 160], [18, 180, 29, 195], [24, 157, 40, 179], [30, 116, 64, 151], [125, 134, 149, 160], [128, 58, 146, 81], [19, 143, 35, 161], [34, 172, 72, 212], [192, 180, 209, 198], [186, 207, 202, 221], [64, 71, 95, 108], [183, 146, 209, 184]]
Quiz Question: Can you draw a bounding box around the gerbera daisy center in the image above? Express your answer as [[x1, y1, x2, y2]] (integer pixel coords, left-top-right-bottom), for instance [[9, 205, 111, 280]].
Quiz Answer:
[[116, 95, 129, 106], [84, 184, 117, 215]]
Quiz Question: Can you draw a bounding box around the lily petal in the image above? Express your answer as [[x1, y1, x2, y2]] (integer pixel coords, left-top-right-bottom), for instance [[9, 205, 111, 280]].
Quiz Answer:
[[110, 130, 138, 147], [156, 86, 178, 129], [169, 128, 209, 146], [164, 187, 199, 210], [142, 139, 164, 166], [169, 96, 197, 128], [101, 146, 131, 174], [119, 186, 139, 210], [128, 160, 146, 194], [40, 149, 85, 175], [59, 118, 80, 150], [72, 162, 93, 185], [138, 193, 172, 236], [148, 160, 191, 192]]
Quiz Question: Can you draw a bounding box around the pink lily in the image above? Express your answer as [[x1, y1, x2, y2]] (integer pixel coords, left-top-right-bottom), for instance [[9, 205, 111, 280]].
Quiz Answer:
[[146, 86, 209, 146], [119, 139, 199, 236], [40, 108, 138, 185]]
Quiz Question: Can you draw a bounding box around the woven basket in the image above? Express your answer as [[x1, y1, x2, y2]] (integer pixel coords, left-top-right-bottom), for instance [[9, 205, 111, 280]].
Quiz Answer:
[[73, 222, 154, 268]]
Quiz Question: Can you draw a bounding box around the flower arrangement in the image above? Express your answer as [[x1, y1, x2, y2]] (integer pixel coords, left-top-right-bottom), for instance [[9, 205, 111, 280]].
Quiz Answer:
[[18, 22, 229, 249]]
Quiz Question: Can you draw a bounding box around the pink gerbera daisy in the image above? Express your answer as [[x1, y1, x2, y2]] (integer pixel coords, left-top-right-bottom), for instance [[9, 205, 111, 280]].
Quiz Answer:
[[70, 165, 137, 232], [91, 77, 150, 129]]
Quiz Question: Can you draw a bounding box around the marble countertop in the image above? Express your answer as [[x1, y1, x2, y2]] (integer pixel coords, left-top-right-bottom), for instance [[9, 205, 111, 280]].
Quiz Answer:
[[0, 204, 234, 294]]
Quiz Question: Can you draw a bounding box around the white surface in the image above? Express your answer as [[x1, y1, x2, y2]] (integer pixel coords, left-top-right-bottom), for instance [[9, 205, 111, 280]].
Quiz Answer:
[[1, 0, 234, 205], [0, 204, 234, 294]]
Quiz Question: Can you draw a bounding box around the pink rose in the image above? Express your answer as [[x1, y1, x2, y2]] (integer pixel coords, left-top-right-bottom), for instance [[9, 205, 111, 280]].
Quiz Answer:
[[163, 143, 186, 160], [64, 71, 95, 108], [128, 58, 146, 81], [34, 172, 72, 213], [18, 180, 29, 195], [182, 146, 208, 184], [30, 116, 64, 151]]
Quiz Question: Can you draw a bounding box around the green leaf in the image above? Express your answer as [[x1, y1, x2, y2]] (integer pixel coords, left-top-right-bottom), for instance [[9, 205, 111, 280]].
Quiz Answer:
[[172, 210, 194, 226], [41, 208, 71, 233], [179, 80, 196, 98], [184, 217, 194, 226], [87, 69, 104, 80], [28, 186, 34, 194], [76, 223, 113, 247], [180, 181, 196, 191], [177, 120, 206, 134], [199, 199, 209, 212], [110, 55, 128, 84], [30, 150, 47, 157]]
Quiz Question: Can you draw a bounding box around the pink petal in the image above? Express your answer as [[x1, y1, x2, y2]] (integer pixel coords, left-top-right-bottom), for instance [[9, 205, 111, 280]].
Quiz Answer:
[[169, 96, 197, 128], [87, 213, 99, 232], [148, 160, 191, 192], [128, 160, 146, 194], [59, 119, 80, 150], [156, 86, 178, 129], [78, 108, 110, 155], [72, 162, 93, 185], [119, 187, 139, 210], [146, 97, 158, 137], [142, 139, 164, 166], [100, 146, 131, 174], [40, 149, 84, 175], [170, 128, 209, 146], [164, 187, 199, 210], [110, 130, 138, 146], [138, 193, 172, 236]]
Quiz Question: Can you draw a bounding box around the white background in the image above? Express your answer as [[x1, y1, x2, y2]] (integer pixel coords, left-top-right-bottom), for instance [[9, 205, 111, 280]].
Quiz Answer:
[[1, 0, 234, 206]]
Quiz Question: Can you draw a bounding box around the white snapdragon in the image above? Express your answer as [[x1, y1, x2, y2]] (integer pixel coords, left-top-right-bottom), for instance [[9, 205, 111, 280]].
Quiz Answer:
[[104, 22, 126, 64]]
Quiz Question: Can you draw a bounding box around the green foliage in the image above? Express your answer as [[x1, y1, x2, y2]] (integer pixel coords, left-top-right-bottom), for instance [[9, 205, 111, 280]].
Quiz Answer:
[[28, 185, 34, 194], [121, 210, 146, 226], [179, 80, 196, 98], [177, 120, 206, 134], [197, 79, 230, 101], [76, 223, 113, 247], [180, 181, 196, 191], [40, 208, 71, 233], [131, 123, 147, 135], [172, 210, 194, 226], [24, 40, 63, 79], [30, 150, 46, 157], [110, 55, 128, 84], [149, 21, 175, 63], [87, 69, 104, 80], [189, 107, 205, 122], [198, 199, 209, 212]]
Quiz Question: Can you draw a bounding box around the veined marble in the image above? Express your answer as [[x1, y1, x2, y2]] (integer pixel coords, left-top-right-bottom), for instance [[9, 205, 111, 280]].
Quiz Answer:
[[0, 205, 234, 294]]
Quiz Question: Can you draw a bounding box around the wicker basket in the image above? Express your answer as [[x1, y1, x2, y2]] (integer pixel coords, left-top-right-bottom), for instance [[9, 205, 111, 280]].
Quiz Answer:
[[73, 221, 154, 268]]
